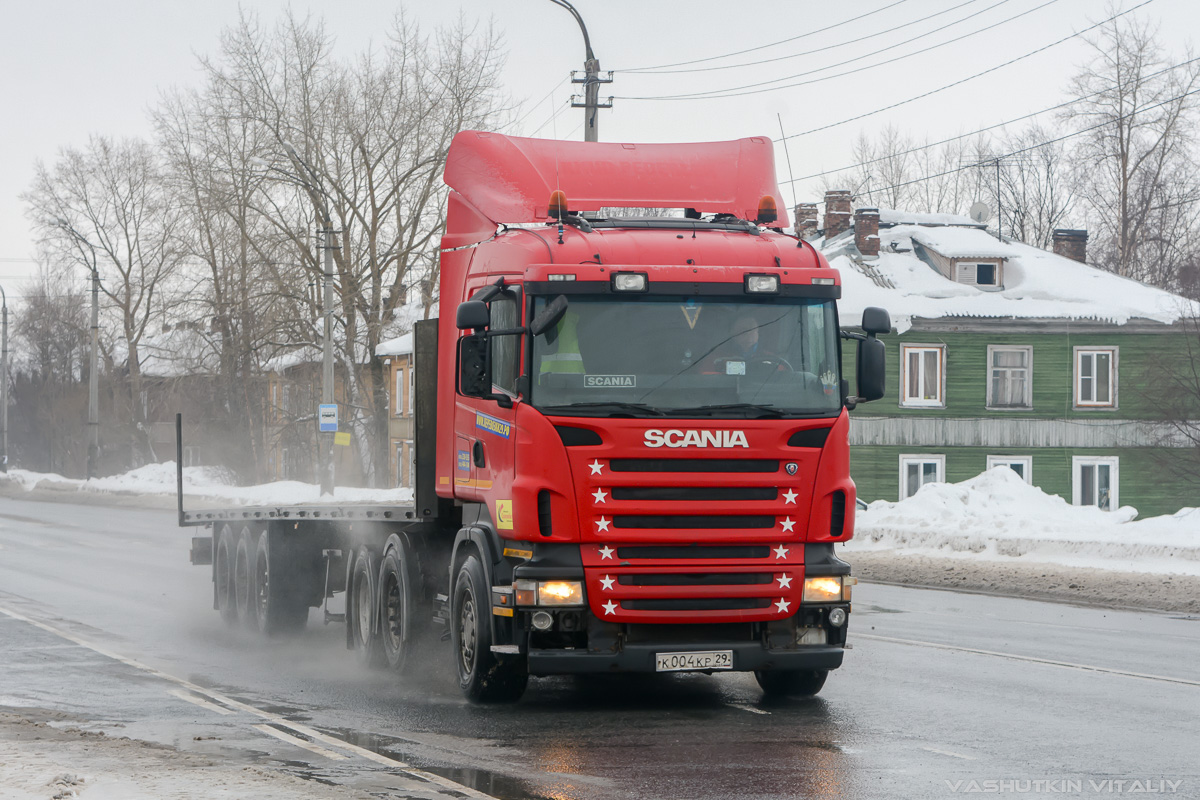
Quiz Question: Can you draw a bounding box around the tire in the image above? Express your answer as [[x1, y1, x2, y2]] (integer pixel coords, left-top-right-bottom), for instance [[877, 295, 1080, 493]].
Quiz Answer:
[[214, 525, 237, 625], [252, 529, 308, 637], [451, 553, 527, 703], [233, 528, 254, 625], [754, 669, 829, 697], [378, 546, 414, 673], [350, 547, 384, 667]]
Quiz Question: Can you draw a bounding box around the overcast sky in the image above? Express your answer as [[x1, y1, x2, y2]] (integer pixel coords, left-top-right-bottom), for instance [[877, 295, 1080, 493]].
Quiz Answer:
[[2, 0, 1197, 303]]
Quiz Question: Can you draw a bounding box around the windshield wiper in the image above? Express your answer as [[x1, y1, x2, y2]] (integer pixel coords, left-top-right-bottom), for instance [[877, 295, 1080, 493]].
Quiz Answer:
[[665, 403, 784, 418], [540, 402, 665, 417]]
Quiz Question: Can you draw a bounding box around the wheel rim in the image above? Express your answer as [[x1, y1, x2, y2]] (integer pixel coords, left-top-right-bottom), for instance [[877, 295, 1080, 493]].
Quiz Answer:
[[355, 569, 372, 645], [384, 573, 403, 653], [459, 593, 477, 675], [215, 542, 231, 604], [255, 547, 269, 624], [235, 544, 250, 614]]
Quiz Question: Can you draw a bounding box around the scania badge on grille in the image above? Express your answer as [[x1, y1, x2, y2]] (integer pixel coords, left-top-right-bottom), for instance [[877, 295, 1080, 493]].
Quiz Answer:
[[785, 462, 799, 475]]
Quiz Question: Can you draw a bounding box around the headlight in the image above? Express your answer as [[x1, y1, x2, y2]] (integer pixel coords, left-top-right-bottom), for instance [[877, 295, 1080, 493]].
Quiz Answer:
[[802, 576, 845, 603], [514, 579, 585, 607]]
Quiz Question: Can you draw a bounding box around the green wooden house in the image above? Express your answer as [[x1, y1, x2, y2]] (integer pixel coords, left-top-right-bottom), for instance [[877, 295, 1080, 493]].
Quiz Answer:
[[818, 204, 1200, 518]]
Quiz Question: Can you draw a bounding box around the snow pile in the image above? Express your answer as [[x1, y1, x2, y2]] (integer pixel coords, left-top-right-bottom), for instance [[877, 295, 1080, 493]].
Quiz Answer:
[[849, 467, 1200, 576], [3, 464, 413, 507]]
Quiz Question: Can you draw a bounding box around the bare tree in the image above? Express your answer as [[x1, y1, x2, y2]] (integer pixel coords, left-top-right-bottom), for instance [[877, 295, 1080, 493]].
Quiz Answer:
[[24, 136, 184, 466], [992, 127, 1077, 248], [1063, 9, 1200, 282]]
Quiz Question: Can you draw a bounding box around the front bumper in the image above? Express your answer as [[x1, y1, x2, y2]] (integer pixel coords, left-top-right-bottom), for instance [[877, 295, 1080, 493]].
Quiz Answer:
[[528, 641, 844, 675]]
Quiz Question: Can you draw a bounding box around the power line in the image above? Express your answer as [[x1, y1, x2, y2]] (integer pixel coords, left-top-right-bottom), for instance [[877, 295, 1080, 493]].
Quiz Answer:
[[865, 86, 1200, 195], [512, 76, 570, 130], [619, 0, 1063, 100], [615, 0, 910, 73], [528, 98, 573, 138], [625, 0, 997, 76], [783, 55, 1200, 185], [772, 0, 1157, 140]]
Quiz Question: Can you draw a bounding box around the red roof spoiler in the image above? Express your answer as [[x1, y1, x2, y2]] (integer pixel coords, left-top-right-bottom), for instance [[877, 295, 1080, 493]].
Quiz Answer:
[[444, 131, 789, 227]]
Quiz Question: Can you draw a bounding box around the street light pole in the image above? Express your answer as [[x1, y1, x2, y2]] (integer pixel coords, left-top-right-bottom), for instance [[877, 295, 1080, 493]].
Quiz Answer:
[[0, 284, 8, 473], [281, 143, 336, 496], [56, 221, 101, 480], [552, 0, 612, 142]]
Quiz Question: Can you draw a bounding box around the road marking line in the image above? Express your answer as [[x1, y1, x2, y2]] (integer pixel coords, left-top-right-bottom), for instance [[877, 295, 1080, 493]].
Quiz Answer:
[[921, 746, 975, 760], [728, 702, 771, 715], [0, 604, 501, 800], [856, 633, 1200, 687], [168, 688, 235, 715], [253, 724, 349, 760]]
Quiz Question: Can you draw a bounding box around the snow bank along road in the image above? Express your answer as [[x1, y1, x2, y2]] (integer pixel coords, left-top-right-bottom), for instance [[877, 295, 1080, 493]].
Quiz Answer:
[[1, 498, 1198, 799]]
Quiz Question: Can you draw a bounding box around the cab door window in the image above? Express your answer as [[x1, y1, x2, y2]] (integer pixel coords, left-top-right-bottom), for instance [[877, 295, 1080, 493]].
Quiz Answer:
[[483, 287, 522, 395]]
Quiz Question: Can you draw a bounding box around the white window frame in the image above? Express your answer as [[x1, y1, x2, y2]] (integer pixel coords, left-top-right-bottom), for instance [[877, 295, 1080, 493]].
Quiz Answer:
[[1072, 456, 1119, 511], [986, 345, 1033, 410], [900, 344, 947, 408], [986, 455, 1032, 484], [1074, 347, 1118, 409], [899, 454, 946, 500], [394, 366, 404, 417]]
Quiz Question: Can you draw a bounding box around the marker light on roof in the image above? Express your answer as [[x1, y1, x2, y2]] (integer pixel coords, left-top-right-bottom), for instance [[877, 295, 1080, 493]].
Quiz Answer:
[[812, 277, 835, 285], [745, 274, 780, 294], [548, 274, 577, 281], [612, 272, 648, 292]]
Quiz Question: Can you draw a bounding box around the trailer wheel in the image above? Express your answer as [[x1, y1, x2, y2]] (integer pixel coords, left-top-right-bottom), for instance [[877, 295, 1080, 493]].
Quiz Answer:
[[754, 669, 828, 697], [350, 547, 383, 667], [452, 553, 527, 703], [233, 529, 254, 625], [214, 525, 237, 625], [252, 530, 308, 637], [379, 546, 414, 673]]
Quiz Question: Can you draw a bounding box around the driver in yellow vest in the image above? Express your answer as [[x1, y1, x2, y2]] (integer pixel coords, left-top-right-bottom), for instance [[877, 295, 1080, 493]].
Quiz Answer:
[[538, 309, 585, 375]]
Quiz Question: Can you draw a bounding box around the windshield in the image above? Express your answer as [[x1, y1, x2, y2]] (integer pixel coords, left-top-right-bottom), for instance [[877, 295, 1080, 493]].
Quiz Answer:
[[530, 295, 841, 417]]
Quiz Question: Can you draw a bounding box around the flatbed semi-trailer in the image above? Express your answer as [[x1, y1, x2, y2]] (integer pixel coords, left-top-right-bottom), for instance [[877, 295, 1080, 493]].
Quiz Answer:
[[178, 132, 889, 702]]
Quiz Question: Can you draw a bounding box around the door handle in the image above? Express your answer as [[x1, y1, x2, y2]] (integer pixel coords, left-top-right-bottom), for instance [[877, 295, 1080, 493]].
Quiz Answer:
[[473, 440, 486, 468]]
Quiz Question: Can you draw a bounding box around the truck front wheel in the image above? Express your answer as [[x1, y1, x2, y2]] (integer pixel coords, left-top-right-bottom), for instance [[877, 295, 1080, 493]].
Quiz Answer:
[[451, 553, 527, 703], [754, 669, 828, 697]]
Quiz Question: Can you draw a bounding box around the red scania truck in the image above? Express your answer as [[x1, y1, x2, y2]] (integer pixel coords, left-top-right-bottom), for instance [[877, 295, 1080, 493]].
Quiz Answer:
[[178, 132, 889, 702]]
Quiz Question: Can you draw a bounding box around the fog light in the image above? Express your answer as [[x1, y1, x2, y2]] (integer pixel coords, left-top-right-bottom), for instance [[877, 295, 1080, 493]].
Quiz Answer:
[[802, 576, 844, 603], [796, 627, 827, 645], [531, 610, 554, 630], [612, 272, 648, 292], [828, 607, 847, 627]]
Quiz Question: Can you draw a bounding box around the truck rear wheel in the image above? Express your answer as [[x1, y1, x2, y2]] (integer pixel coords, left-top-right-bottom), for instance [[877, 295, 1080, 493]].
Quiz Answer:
[[252, 529, 308, 637], [451, 553, 527, 703], [378, 547, 413, 673], [350, 547, 383, 667], [214, 525, 237, 625], [233, 528, 254, 625], [754, 669, 828, 697]]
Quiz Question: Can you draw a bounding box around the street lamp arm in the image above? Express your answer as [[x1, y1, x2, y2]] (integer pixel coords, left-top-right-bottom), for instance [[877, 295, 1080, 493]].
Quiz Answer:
[[549, 0, 595, 61]]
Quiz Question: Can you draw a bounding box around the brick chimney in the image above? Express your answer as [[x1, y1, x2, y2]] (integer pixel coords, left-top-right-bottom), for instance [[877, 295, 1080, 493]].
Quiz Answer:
[[823, 190, 852, 239], [1052, 229, 1088, 263], [794, 202, 819, 239], [854, 207, 880, 259]]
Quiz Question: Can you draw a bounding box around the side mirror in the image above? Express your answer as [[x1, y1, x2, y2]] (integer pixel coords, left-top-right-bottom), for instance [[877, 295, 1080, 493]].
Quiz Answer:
[[456, 300, 490, 331], [458, 334, 490, 397], [862, 306, 891, 336], [529, 295, 569, 337], [856, 336, 886, 402]]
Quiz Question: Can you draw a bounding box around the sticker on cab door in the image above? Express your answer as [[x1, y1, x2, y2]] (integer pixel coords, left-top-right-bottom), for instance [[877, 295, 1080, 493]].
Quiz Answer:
[[457, 450, 471, 471], [496, 499, 514, 530]]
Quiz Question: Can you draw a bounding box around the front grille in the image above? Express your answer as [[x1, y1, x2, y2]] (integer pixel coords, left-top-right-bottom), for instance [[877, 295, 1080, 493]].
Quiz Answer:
[[618, 573, 772, 587], [623, 597, 772, 611], [610, 459, 778, 473], [614, 515, 775, 529], [616, 545, 771, 560], [611, 486, 776, 501]]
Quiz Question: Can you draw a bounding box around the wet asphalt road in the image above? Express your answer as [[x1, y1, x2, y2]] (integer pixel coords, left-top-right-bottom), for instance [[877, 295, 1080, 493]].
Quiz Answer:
[[1, 497, 1198, 799]]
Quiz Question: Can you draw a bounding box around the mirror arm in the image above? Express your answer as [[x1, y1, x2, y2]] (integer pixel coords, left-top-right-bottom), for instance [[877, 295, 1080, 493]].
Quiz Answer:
[[840, 330, 867, 342], [484, 326, 528, 337]]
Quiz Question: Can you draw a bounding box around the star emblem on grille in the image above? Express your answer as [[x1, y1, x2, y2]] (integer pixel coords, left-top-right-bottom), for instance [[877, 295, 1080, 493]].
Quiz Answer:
[[600, 575, 615, 590], [589, 460, 604, 475], [775, 598, 791, 613], [593, 488, 607, 503], [599, 545, 615, 560], [783, 488, 798, 504], [596, 516, 611, 532], [777, 574, 792, 589], [774, 545, 789, 559], [602, 600, 618, 615]]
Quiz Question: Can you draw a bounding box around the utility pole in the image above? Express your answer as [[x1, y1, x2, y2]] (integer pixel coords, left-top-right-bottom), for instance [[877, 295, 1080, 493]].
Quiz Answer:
[[0, 284, 7, 473], [56, 221, 101, 480], [281, 143, 336, 496], [552, 0, 612, 142]]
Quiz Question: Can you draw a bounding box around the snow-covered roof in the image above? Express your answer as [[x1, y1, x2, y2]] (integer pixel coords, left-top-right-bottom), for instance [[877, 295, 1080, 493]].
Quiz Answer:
[[376, 332, 413, 357], [826, 218, 1200, 333], [907, 225, 1020, 260], [878, 208, 984, 228]]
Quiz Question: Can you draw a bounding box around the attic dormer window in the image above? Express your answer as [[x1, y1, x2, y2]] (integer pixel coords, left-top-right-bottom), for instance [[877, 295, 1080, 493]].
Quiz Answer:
[[956, 262, 999, 286]]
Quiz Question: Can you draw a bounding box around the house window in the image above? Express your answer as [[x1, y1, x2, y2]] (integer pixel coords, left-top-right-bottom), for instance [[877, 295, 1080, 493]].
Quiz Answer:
[[986, 455, 1032, 484], [955, 262, 999, 287], [899, 454, 945, 500], [1075, 347, 1117, 408], [1073, 456, 1119, 511], [398, 439, 415, 489], [900, 345, 945, 407], [987, 345, 1032, 409], [394, 365, 407, 417]]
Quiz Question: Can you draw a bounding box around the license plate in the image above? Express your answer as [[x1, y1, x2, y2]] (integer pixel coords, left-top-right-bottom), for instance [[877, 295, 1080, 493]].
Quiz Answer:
[[655, 650, 733, 672]]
